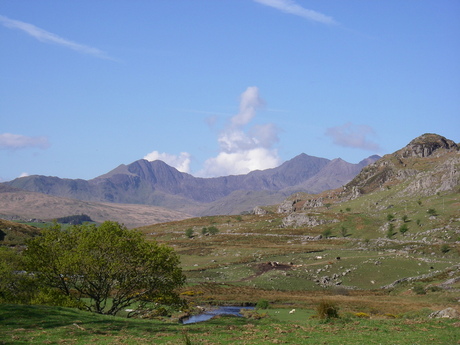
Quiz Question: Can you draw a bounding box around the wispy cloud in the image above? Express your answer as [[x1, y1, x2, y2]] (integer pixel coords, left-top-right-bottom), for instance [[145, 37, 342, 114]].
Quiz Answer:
[[144, 151, 191, 173], [0, 14, 116, 60], [0, 133, 50, 150], [200, 86, 281, 177], [253, 0, 337, 25], [325, 122, 380, 151]]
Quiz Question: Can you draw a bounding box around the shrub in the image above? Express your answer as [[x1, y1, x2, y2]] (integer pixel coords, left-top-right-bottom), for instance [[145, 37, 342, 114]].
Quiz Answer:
[[427, 208, 438, 216], [256, 299, 270, 309], [399, 223, 409, 234], [440, 244, 450, 254], [354, 312, 370, 318], [316, 300, 339, 319], [322, 228, 332, 238], [386, 223, 395, 239], [413, 284, 426, 295], [387, 214, 395, 221], [185, 228, 194, 238]]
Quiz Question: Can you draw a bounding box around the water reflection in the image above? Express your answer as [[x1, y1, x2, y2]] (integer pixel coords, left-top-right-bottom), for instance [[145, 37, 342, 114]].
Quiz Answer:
[[181, 306, 254, 324]]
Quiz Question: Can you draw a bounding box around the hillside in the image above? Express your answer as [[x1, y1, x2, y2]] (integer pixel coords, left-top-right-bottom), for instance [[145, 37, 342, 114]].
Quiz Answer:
[[0, 218, 41, 246], [138, 134, 459, 310], [0, 187, 190, 229], [3, 153, 379, 216]]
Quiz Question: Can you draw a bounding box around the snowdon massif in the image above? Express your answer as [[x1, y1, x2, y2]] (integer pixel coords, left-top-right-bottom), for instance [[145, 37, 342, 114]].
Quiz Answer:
[[4, 153, 380, 216]]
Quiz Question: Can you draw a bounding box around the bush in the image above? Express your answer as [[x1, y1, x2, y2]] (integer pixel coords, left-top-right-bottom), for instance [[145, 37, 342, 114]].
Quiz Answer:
[[256, 299, 270, 309], [316, 300, 339, 319], [354, 312, 370, 318], [440, 244, 450, 254], [185, 228, 194, 238], [413, 284, 426, 295], [427, 208, 438, 216], [399, 223, 409, 234], [322, 228, 332, 238], [386, 224, 395, 239]]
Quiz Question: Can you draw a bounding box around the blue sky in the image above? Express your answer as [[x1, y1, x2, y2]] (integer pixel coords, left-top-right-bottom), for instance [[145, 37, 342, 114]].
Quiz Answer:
[[1, 0, 459, 181]]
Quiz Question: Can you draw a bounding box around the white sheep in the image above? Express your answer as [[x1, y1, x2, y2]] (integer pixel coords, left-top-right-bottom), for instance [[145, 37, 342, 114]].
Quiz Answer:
[[289, 309, 296, 314]]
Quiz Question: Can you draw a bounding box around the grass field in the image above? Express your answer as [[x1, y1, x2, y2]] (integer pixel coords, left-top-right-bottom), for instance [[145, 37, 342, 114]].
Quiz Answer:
[[1, 304, 459, 345]]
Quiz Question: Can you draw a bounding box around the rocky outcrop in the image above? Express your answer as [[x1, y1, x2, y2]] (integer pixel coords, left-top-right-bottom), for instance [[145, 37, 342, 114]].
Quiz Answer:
[[252, 206, 267, 215], [428, 308, 460, 319], [398, 133, 458, 158], [282, 213, 338, 228]]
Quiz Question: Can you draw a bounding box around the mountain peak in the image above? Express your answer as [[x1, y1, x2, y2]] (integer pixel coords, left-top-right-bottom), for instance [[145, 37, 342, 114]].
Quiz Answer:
[[398, 133, 458, 158]]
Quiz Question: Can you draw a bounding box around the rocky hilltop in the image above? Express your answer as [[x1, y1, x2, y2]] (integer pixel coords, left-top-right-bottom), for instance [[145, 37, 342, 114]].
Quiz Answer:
[[4, 153, 379, 216], [277, 133, 459, 217]]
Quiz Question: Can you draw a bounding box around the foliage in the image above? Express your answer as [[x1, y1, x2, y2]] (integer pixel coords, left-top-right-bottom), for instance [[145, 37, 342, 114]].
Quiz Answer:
[[202, 226, 219, 236], [55, 214, 93, 225], [256, 299, 270, 309], [402, 215, 409, 222], [386, 214, 395, 221], [386, 223, 395, 239], [0, 247, 36, 303], [427, 208, 438, 216], [24, 221, 186, 316], [316, 300, 339, 319], [440, 244, 450, 254], [185, 228, 194, 238], [322, 228, 332, 238], [399, 223, 409, 234], [340, 226, 348, 237], [412, 284, 426, 295]]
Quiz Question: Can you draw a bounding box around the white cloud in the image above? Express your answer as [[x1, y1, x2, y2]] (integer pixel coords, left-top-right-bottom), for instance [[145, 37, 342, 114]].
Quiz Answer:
[[143, 151, 191, 173], [253, 0, 337, 25], [325, 122, 381, 151], [200, 87, 281, 177], [0, 14, 116, 60], [19, 172, 30, 178], [0, 133, 50, 150]]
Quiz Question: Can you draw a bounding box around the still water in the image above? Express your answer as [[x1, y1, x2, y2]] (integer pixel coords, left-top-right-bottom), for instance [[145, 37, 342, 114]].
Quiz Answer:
[[181, 306, 254, 324]]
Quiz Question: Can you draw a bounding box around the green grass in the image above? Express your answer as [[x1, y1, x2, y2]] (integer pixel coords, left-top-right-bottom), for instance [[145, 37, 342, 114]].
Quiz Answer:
[[1, 304, 458, 345]]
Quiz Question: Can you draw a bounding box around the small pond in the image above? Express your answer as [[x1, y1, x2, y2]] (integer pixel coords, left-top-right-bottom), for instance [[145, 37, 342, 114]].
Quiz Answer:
[[181, 306, 254, 324]]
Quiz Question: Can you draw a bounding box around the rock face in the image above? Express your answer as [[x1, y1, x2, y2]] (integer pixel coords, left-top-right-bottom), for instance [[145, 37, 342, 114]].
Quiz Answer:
[[281, 213, 338, 228]]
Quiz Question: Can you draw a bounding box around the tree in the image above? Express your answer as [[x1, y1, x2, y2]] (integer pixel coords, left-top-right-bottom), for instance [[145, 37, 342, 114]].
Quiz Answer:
[[24, 221, 186, 316], [185, 228, 194, 238], [0, 247, 36, 304]]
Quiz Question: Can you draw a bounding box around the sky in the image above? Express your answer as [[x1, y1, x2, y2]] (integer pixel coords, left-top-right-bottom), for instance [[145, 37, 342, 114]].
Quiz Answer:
[[1, 0, 459, 181]]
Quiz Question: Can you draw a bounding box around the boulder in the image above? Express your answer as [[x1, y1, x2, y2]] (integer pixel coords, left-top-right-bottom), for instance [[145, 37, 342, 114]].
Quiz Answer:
[[428, 307, 460, 319]]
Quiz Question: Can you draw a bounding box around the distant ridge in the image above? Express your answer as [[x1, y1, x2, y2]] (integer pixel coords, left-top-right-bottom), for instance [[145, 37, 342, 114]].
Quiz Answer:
[[3, 153, 380, 216]]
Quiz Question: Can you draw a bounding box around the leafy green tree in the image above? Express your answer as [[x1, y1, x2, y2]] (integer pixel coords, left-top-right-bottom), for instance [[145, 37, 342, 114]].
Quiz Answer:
[[185, 228, 194, 238], [386, 214, 395, 222], [24, 221, 186, 316], [207, 226, 219, 235], [340, 226, 348, 237], [0, 247, 36, 304]]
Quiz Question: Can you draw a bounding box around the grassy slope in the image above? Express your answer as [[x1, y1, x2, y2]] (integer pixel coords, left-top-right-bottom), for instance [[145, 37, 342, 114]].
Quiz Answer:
[[0, 304, 458, 345], [138, 185, 459, 315]]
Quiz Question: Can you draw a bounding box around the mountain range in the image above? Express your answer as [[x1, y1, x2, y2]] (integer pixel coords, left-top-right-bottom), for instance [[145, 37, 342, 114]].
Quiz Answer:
[[2, 153, 380, 218]]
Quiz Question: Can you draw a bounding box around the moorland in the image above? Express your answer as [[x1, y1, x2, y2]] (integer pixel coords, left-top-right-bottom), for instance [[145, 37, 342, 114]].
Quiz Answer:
[[1, 133, 459, 344]]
